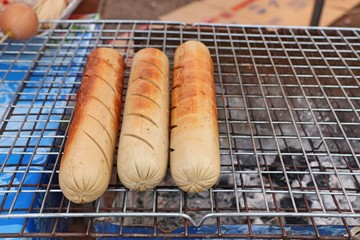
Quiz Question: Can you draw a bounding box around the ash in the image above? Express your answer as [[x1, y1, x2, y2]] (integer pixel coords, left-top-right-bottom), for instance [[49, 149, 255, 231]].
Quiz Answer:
[[103, 147, 360, 231], [219, 74, 360, 227], [100, 75, 360, 231], [234, 150, 360, 226]]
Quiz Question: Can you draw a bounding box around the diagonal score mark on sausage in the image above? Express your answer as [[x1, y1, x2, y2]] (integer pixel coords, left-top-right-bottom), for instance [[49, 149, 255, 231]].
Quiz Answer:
[[138, 60, 166, 79], [126, 112, 158, 128], [132, 76, 162, 92], [131, 93, 161, 109], [173, 65, 184, 70], [123, 133, 154, 150], [82, 129, 110, 169], [85, 73, 118, 95], [172, 84, 181, 91], [88, 95, 117, 123], [87, 113, 115, 144]]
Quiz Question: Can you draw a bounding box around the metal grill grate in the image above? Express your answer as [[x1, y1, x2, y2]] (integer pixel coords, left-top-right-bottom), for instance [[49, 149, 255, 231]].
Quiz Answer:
[[0, 20, 360, 238]]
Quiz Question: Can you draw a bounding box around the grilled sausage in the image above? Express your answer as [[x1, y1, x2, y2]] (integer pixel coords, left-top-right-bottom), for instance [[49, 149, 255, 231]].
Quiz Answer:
[[59, 48, 125, 203], [170, 41, 220, 192], [117, 48, 169, 191]]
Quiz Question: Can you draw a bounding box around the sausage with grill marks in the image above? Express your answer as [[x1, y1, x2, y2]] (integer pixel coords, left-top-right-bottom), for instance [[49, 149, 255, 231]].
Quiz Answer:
[[117, 48, 169, 191], [59, 48, 125, 203], [170, 41, 220, 192]]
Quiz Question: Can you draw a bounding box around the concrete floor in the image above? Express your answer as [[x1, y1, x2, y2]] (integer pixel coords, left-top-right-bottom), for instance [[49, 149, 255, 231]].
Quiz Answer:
[[74, 0, 360, 27], [331, 4, 360, 28], [99, 0, 197, 20]]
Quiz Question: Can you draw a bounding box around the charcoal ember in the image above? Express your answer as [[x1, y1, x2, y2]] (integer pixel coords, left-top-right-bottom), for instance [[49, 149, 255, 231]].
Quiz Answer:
[[238, 191, 275, 210], [354, 170, 360, 188], [259, 216, 279, 225], [280, 197, 309, 224], [307, 174, 329, 188], [217, 174, 232, 187], [311, 200, 360, 226], [254, 217, 265, 224], [346, 156, 360, 169], [331, 172, 359, 204], [240, 155, 259, 170], [263, 148, 315, 186], [243, 172, 263, 186]]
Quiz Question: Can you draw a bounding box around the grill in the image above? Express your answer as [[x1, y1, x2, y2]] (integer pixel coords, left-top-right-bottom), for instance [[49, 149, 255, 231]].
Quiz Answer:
[[0, 20, 360, 238]]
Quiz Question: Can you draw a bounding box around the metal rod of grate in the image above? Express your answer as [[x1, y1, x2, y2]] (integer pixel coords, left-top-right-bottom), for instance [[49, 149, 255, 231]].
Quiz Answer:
[[0, 20, 359, 238]]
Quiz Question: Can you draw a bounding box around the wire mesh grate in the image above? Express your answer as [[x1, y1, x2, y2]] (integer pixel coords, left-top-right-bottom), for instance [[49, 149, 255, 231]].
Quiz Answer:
[[0, 21, 359, 238]]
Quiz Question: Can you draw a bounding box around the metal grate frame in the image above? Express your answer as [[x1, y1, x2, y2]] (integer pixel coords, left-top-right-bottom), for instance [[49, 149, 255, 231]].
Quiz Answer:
[[0, 20, 359, 238]]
